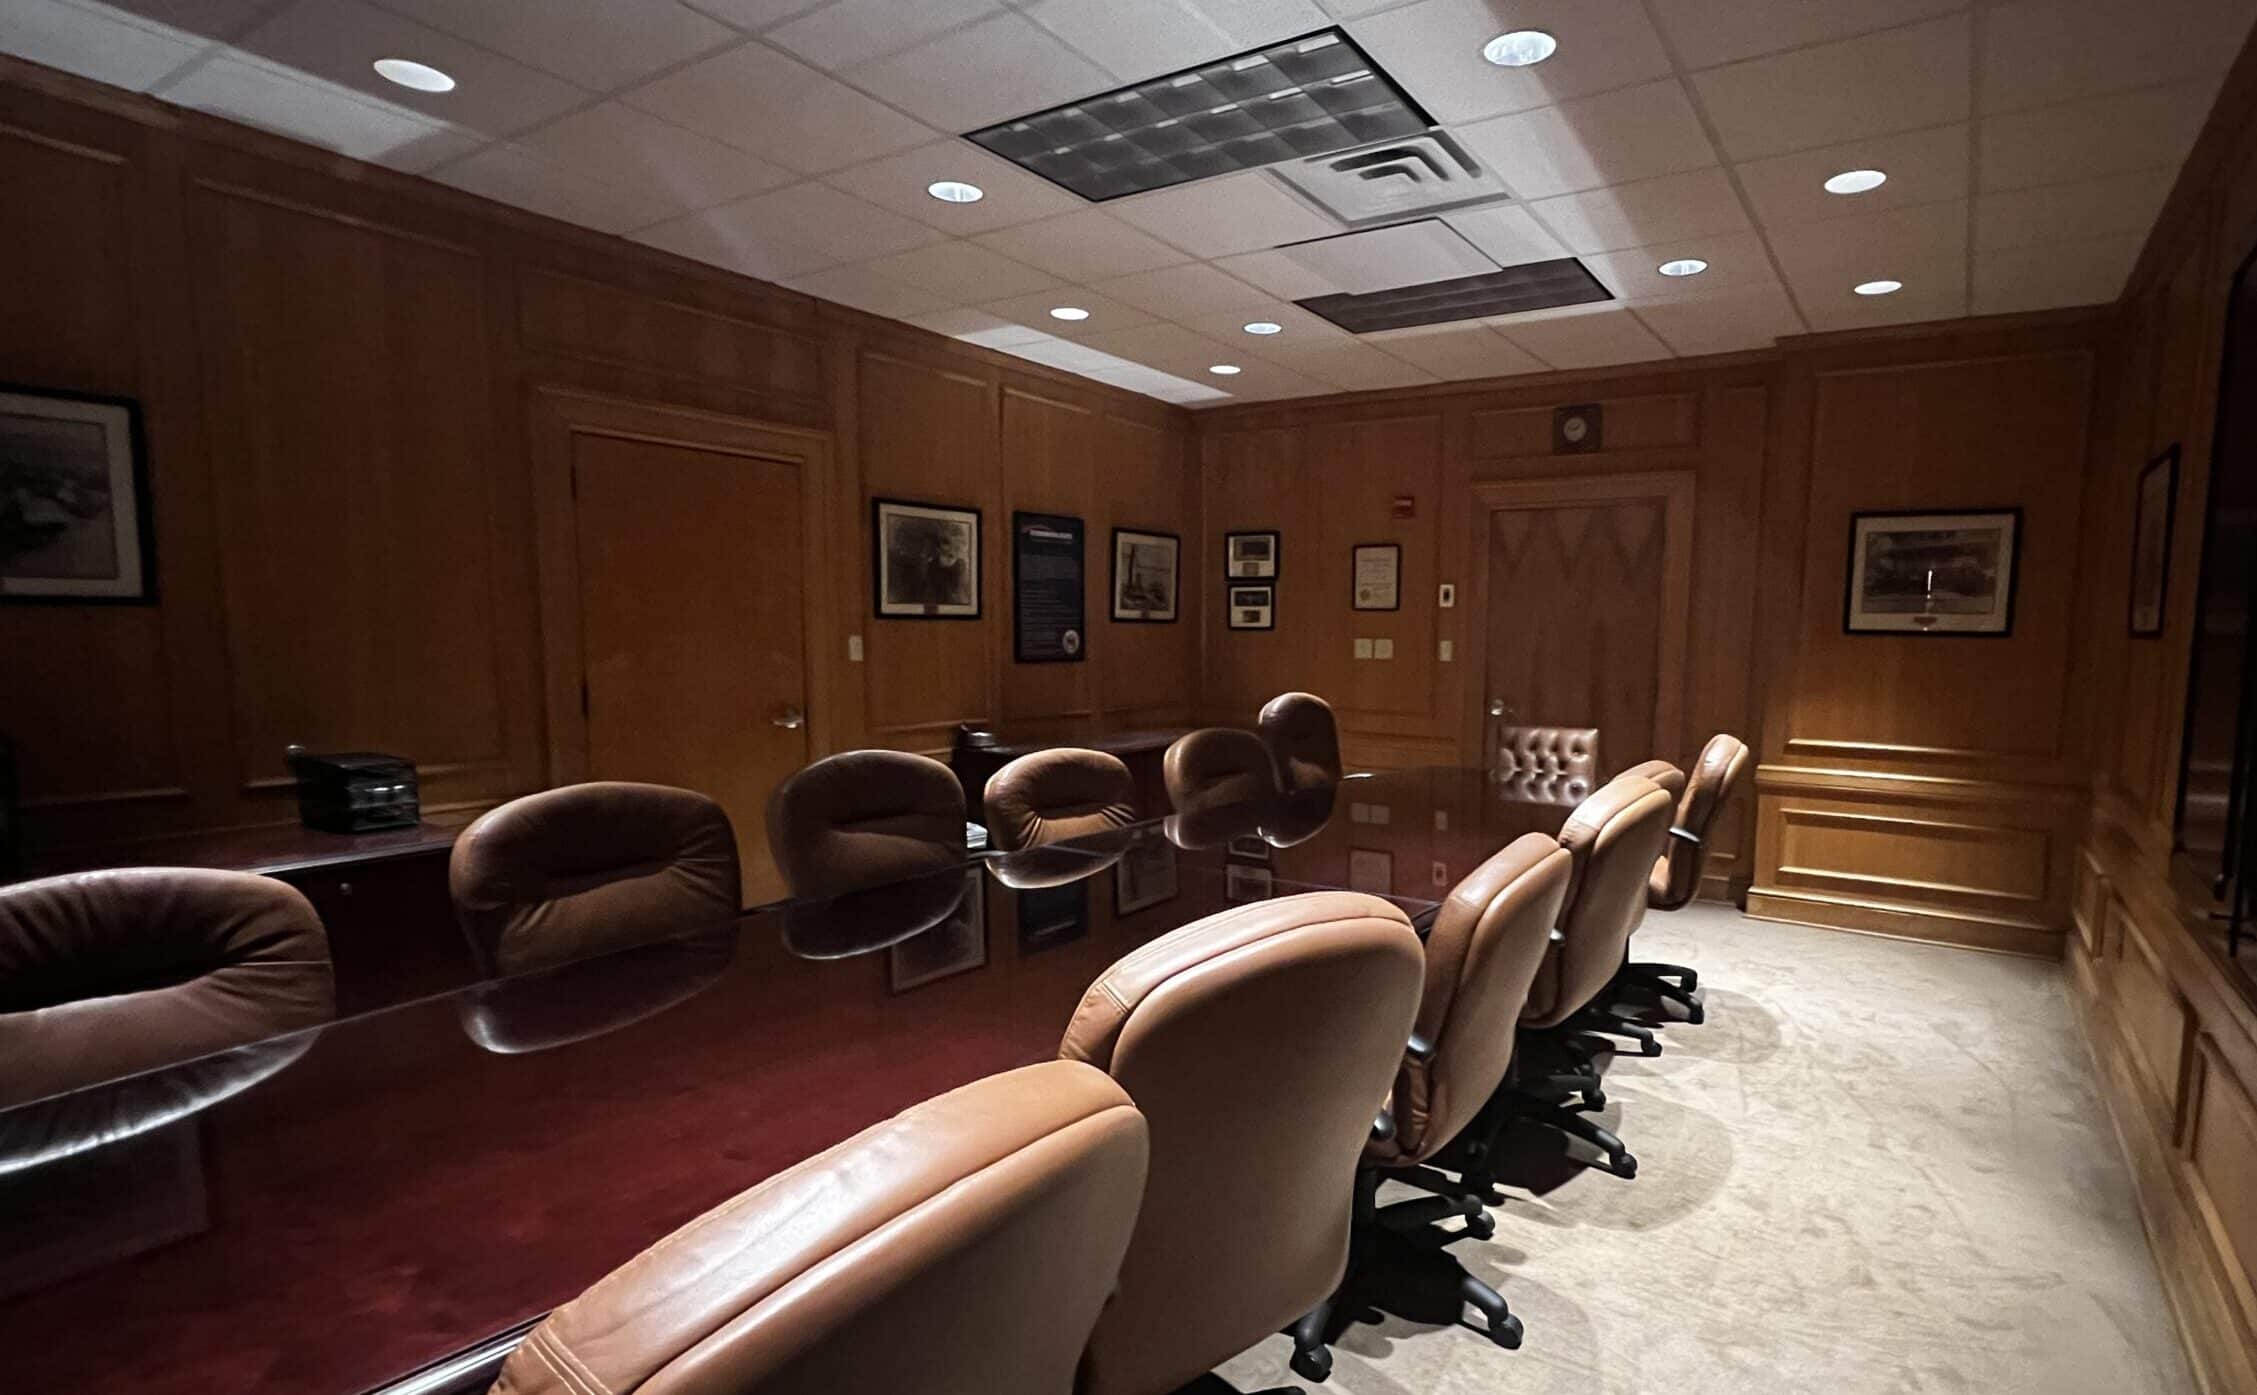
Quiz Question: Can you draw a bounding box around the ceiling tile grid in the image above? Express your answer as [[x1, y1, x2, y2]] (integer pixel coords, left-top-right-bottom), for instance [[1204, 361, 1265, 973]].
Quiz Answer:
[[8, 0, 2257, 407]]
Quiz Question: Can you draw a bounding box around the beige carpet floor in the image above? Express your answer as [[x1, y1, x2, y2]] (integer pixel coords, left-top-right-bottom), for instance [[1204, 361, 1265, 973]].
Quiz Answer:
[[1213, 905, 2194, 1395]]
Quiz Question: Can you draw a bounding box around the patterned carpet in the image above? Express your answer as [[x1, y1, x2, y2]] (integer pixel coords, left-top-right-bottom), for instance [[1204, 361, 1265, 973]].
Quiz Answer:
[[1214, 905, 2194, 1395]]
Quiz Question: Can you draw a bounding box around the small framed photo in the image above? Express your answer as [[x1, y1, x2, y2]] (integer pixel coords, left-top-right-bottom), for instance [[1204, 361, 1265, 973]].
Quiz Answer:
[[2128, 447, 2177, 638], [888, 871, 987, 991], [1111, 527, 1179, 623], [873, 497, 981, 619], [1352, 542, 1400, 611], [1017, 880, 1090, 955], [1348, 847, 1394, 896], [0, 385, 155, 604], [1113, 836, 1179, 916], [1226, 862, 1274, 904], [1226, 834, 1272, 863], [1844, 509, 2021, 636], [1227, 584, 1274, 630], [1226, 530, 1279, 580]]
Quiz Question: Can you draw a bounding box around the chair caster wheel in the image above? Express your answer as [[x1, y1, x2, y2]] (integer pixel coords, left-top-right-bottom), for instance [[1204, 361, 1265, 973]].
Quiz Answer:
[[1464, 1209, 1497, 1241], [1289, 1342, 1333, 1383], [1489, 1311, 1526, 1350], [1611, 1153, 1639, 1179], [1582, 1089, 1606, 1112], [1686, 1003, 1707, 1025]]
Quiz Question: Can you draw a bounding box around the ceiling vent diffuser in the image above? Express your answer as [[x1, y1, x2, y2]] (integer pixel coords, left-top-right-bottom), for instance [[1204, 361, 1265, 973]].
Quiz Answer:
[[1271, 130, 1511, 226]]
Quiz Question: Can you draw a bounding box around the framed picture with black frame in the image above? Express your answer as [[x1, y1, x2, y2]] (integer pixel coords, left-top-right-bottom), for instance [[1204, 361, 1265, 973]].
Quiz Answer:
[[1843, 508, 2022, 637], [872, 497, 980, 619], [2128, 446, 2178, 638], [1225, 530, 1279, 580], [1227, 584, 1274, 630], [887, 870, 988, 992], [1011, 510, 1085, 662], [1110, 527, 1179, 623], [0, 384, 156, 605], [1351, 542, 1401, 611]]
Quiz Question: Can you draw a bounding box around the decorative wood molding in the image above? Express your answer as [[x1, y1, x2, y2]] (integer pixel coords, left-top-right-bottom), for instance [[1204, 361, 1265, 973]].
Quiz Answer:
[[1744, 886, 2062, 957], [1755, 762, 2087, 809]]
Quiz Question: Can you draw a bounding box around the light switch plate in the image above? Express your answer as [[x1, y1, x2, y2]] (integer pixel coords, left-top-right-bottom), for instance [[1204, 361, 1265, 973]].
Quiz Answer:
[[1438, 639, 1453, 661], [1374, 638, 1394, 660], [1369, 804, 1391, 825], [1438, 582, 1456, 607], [847, 634, 864, 662], [1354, 637, 1374, 659], [1434, 810, 1449, 830], [1431, 860, 1449, 887]]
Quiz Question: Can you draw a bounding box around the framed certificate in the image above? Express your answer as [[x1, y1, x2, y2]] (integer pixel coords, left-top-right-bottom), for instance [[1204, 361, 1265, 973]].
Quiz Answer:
[[1352, 542, 1400, 611]]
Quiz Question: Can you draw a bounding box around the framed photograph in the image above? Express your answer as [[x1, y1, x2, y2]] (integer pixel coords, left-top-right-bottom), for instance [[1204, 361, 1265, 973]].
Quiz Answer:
[[888, 871, 987, 992], [1012, 510, 1085, 662], [0, 385, 154, 604], [1226, 834, 1271, 863], [2129, 447, 2178, 638], [1113, 837, 1179, 916], [1352, 542, 1401, 611], [1111, 527, 1179, 623], [1225, 862, 1273, 904], [1017, 880, 1089, 955], [1348, 847, 1394, 896], [1844, 509, 2021, 636], [1227, 584, 1274, 630], [1226, 530, 1279, 580], [873, 497, 980, 619]]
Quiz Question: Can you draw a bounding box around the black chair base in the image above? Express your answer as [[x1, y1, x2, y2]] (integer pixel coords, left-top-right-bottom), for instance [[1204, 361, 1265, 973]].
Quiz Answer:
[[1619, 960, 1705, 1024]]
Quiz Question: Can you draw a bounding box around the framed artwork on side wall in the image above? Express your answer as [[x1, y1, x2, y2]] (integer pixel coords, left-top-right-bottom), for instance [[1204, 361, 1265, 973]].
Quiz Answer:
[[1111, 527, 1179, 622], [1226, 530, 1279, 579], [0, 385, 155, 604], [873, 497, 981, 619], [2128, 446, 2178, 638], [1843, 509, 2021, 636]]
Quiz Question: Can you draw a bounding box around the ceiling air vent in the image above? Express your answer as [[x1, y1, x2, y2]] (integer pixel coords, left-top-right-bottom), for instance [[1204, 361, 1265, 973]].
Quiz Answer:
[[1272, 130, 1512, 227], [1297, 259, 1613, 334]]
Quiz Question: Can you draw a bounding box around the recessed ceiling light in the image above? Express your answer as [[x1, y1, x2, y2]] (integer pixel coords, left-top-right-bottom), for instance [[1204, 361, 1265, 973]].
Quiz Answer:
[[1482, 30, 1558, 67], [1243, 321, 1282, 335], [372, 58, 455, 93], [926, 180, 984, 204], [1658, 258, 1708, 277], [1049, 306, 1089, 321], [1209, 364, 1242, 376], [1854, 279, 1903, 296], [1824, 168, 1887, 196]]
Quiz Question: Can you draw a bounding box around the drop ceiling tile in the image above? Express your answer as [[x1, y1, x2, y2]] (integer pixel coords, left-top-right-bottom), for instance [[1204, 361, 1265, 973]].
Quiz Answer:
[[861, 239, 1064, 300], [1443, 203, 1572, 266], [1973, 234, 2146, 316], [1345, 0, 1673, 125], [1765, 199, 1969, 291], [1691, 14, 1971, 162], [162, 53, 482, 172], [1980, 0, 2252, 115], [1489, 303, 1669, 369], [1002, 334, 1142, 373], [370, 0, 737, 90], [431, 140, 686, 233], [1280, 220, 1497, 294], [710, 182, 946, 261], [1082, 361, 1237, 404], [906, 306, 1052, 348], [1317, 0, 1425, 17], [824, 140, 1087, 235], [682, 0, 831, 31], [1168, 357, 1329, 403], [1631, 282, 1805, 357], [1792, 258, 1965, 330], [1976, 169, 2176, 253], [767, 0, 1000, 70], [1521, 167, 1752, 255], [1213, 247, 1351, 299], [624, 42, 933, 174], [2, 0, 209, 92], [1093, 262, 1273, 318], [975, 209, 1192, 282], [1250, 339, 1438, 390], [1110, 171, 1340, 259], [841, 12, 1113, 132], [630, 206, 840, 280], [517, 102, 793, 216], [1581, 230, 1777, 302], [1648, 0, 1966, 71], [980, 286, 1157, 338], [784, 263, 959, 319], [96, 0, 274, 31], [1454, 78, 1719, 201], [1081, 321, 1246, 378], [233, 0, 588, 138], [1979, 81, 2216, 192], [1179, 299, 1356, 344], [1362, 323, 1546, 380], [1020, 0, 1329, 86], [1733, 124, 1970, 229]]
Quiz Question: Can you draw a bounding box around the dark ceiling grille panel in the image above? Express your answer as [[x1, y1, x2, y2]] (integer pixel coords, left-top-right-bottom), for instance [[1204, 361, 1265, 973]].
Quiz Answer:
[[966, 29, 1432, 202], [1297, 259, 1615, 333]]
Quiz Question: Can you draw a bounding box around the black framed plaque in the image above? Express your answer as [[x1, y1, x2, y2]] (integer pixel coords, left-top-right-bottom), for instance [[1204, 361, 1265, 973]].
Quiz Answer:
[[1012, 510, 1085, 662]]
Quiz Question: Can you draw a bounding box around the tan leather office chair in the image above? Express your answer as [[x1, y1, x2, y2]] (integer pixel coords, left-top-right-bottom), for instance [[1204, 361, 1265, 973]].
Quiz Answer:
[[1161, 727, 1277, 817], [0, 868, 334, 1167], [1060, 891, 1425, 1395], [487, 1060, 1146, 1395], [1615, 758, 1686, 804], [766, 750, 966, 898], [1628, 733, 1753, 1024], [1491, 724, 1600, 805], [982, 747, 1137, 852], [1257, 691, 1342, 794], [452, 781, 741, 977]]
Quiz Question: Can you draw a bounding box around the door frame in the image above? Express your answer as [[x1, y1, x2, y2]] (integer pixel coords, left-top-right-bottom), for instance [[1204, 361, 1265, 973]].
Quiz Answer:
[[1460, 470, 1697, 771], [529, 386, 837, 784]]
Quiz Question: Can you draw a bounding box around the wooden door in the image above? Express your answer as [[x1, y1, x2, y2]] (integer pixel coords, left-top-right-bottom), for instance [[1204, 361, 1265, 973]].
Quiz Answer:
[[1471, 473, 1694, 779], [534, 391, 833, 906]]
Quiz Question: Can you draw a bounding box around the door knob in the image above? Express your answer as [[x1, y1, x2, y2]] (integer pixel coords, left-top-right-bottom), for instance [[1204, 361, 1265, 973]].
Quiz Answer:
[[773, 707, 806, 730]]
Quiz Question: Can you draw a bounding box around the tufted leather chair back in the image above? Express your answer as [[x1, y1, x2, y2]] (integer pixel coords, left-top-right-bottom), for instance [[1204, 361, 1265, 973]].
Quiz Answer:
[[1257, 691, 1342, 793], [1651, 734, 1752, 910], [1369, 834, 1573, 1169], [766, 751, 965, 899], [0, 868, 333, 1111], [982, 748, 1137, 852], [1060, 891, 1425, 1395], [1162, 727, 1277, 817], [487, 1060, 1147, 1395], [451, 782, 740, 977], [1491, 725, 1600, 805], [1522, 776, 1675, 1028]]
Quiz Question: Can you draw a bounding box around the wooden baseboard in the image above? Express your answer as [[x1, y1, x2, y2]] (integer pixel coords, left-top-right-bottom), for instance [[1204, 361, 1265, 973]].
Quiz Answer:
[[1744, 887, 2064, 958]]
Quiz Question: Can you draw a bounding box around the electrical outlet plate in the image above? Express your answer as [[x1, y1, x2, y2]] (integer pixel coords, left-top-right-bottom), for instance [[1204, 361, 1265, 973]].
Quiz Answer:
[[1354, 637, 1374, 659], [1438, 582, 1455, 607], [1374, 638, 1394, 659]]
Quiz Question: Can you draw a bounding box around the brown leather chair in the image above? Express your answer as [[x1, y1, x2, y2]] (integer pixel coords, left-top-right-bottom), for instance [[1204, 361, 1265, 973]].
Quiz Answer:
[[0, 868, 334, 1163], [766, 750, 966, 899], [1059, 891, 1425, 1395], [982, 747, 1137, 852], [487, 1060, 1146, 1395], [1257, 691, 1341, 794], [452, 782, 741, 978], [1491, 724, 1600, 805], [1628, 733, 1753, 1024], [1615, 758, 1686, 804], [1161, 727, 1277, 817]]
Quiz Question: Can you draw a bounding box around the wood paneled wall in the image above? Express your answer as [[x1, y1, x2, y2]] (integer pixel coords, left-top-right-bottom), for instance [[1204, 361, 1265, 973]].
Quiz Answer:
[[0, 61, 1194, 853]]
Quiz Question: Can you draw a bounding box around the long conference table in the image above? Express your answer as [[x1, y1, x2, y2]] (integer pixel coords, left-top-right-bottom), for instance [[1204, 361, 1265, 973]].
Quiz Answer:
[[0, 768, 1588, 1395]]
